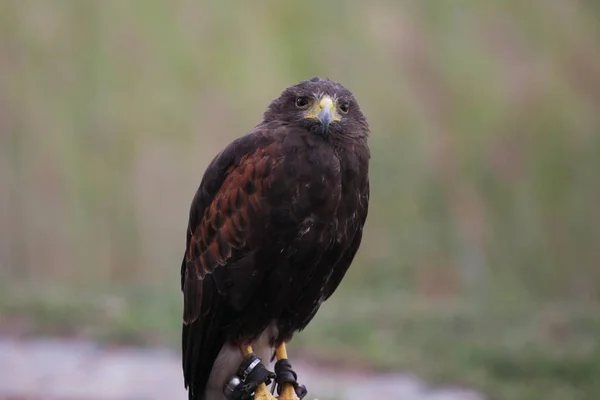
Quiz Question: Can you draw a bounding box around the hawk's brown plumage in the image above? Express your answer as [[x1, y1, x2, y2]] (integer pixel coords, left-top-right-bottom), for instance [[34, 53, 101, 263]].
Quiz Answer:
[[181, 78, 370, 399]]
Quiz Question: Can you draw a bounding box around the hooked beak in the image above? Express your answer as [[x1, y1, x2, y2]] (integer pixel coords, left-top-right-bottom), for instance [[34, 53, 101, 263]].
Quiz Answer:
[[303, 95, 341, 135], [317, 96, 335, 135]]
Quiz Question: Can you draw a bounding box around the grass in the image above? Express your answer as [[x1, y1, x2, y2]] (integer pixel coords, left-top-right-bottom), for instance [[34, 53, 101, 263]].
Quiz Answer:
[[1, 1, 600, 399], [296, 288, 600, 400]]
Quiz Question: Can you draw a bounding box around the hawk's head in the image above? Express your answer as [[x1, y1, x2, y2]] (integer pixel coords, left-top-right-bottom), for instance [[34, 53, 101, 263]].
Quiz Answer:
[[263, 77, 369, 140]]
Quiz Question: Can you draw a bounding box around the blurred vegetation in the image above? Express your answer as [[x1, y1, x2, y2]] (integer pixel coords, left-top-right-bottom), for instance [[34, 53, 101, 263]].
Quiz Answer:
[[1, 1, 600, 399]]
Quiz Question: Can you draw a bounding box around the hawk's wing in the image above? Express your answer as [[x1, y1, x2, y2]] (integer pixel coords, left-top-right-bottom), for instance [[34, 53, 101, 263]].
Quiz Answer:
[[181, 127, 290, 397], [182, 132, 282, 324]]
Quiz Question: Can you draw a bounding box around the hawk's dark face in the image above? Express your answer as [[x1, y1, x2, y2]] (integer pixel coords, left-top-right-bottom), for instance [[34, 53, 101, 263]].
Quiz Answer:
[[263, 77, 369, 140]]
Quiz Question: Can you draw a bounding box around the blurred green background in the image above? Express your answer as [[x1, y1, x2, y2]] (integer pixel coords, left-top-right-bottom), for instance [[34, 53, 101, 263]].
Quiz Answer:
[[1, 1, 600, 399]]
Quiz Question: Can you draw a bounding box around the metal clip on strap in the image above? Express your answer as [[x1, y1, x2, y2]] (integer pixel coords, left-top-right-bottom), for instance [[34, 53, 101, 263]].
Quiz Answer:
[[224, 354, 276, 400]]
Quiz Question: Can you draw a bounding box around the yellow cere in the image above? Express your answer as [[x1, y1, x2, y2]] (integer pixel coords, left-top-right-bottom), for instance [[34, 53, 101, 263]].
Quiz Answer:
[[305, 95, 342, 122]]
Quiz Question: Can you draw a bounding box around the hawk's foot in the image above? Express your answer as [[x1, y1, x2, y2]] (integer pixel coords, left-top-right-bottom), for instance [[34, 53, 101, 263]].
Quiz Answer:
[[273, 343, 307, 400], [223, 345, 276, 400]]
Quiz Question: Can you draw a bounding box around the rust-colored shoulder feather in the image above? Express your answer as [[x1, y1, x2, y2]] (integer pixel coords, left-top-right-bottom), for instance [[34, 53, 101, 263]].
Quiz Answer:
[[183, 139, 280, 325]]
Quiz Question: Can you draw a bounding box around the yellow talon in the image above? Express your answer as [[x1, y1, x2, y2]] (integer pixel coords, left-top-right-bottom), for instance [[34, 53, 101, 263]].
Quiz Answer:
[[239, 344, 277, 400], [241, 344, 254, 357], [275, 343, 300, 400], [254, 383, 276, 400]]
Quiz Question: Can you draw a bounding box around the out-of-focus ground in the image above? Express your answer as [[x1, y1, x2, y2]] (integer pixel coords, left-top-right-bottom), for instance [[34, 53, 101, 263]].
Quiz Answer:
[[0, 337, 484, 400], [1, 1, 600, 399]]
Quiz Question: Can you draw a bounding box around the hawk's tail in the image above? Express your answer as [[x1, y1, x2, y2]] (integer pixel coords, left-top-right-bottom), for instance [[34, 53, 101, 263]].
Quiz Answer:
[[182, 273, 227, 400]]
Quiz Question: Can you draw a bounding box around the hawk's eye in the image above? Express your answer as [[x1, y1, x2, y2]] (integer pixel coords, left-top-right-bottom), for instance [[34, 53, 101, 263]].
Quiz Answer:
[[295, 97, 309, 109], [339, 102, 350, 114]]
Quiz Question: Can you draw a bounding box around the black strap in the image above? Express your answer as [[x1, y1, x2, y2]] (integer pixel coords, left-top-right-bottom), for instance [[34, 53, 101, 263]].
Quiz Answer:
[[274, 359, 308, 399], [226, 354, 276, 400]]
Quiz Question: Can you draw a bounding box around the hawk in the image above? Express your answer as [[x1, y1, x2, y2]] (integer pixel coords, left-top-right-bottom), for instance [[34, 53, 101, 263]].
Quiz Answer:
[[181, 77, 370, 400]]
